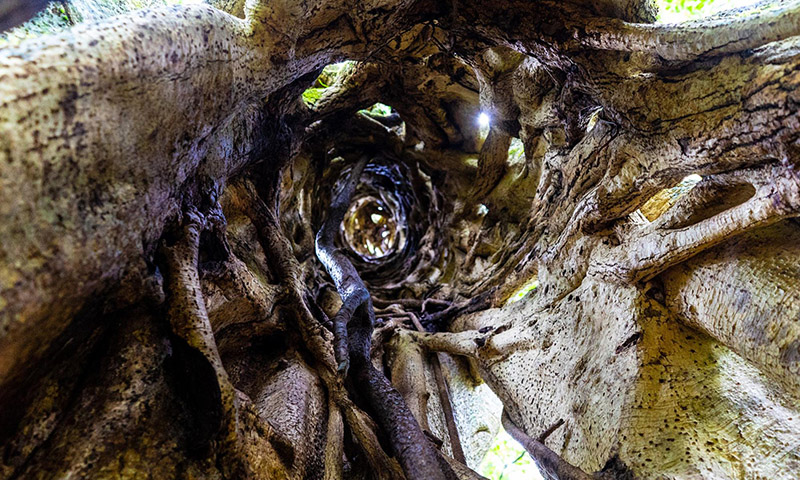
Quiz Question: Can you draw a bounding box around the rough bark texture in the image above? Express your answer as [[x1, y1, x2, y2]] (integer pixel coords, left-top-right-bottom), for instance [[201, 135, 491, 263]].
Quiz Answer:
[[2, 0, 800, 479]]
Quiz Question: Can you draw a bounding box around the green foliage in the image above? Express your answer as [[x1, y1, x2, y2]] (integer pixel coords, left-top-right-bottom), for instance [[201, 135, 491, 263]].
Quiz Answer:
[[360, 102, 394, 116], [314, 61, 354, 88], [506, 278, 538, 305], [655, 0, 759, 22], [302, 88, 326, 106], [657, 0, 716, 21], [507, 138, 525, 164], [302, 61, 357, 107], [479, 427, 542, 480], [478, 122, 490, 143]]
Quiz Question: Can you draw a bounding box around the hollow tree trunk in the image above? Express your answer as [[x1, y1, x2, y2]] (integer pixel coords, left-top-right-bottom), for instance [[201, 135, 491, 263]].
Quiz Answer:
[[2, 0, 800, 479]]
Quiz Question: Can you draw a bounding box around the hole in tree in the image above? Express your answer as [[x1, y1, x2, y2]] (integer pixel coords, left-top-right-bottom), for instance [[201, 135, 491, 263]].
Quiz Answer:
[[302, 60, 356, 107], [342, 195, 407, 261], [635, 174, 703, 222]]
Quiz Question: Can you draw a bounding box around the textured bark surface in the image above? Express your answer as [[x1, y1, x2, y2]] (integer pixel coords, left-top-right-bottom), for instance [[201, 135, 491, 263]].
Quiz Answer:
[[1, 0, 800, 479]]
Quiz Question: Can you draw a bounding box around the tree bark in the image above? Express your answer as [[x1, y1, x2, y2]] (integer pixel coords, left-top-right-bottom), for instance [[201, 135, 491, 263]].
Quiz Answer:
[[2, 0, 800, 479]]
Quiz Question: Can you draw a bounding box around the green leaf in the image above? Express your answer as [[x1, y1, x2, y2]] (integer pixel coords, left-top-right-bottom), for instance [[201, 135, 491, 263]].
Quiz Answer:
[[301, 87, 325, 106]]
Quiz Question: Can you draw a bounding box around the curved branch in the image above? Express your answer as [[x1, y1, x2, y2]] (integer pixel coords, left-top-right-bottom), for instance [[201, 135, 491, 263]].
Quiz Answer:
[[591, 164, 800, 283]]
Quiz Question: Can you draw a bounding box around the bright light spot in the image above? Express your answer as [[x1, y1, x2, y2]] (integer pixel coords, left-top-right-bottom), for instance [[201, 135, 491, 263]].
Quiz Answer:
[[684, 174, 703, 183], [505, 279, 538, 305], [370, 213, 382, 224], [478, 112, 491, 128], [367, 102, 393, 116], [479, 426, 543, 479], [634, 173, 705, 223], [585, 108, 602, 132], [477, 204, 489, 216], [507, 138, 525, 163]]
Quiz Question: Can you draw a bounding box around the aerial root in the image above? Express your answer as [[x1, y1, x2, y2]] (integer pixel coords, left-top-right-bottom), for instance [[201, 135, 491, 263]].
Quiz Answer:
[[422, 291, 496, 329], [375, 293, 494, 332], [230, 177, 404, 479], [231, 160, 486, 479], [592, 163, 800, 283], [158, 205, 250, 475], [409, 329, 494, 359], [315, 155, 371, 377], [372, 297, 451, 310], [316, 157, 459, 480], [408, 312, 466, 464], [323, 394, 345, 480]]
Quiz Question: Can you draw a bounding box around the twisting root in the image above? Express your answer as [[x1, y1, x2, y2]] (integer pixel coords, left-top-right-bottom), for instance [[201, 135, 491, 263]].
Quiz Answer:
[[340, 400, 405, 479], [315, 156, 372, 375], [323, 393, 344, 480], [501, 409, 594, 480], [229, 178, 404, 479], [372, 297, 451, 310], [421, 291, 495, 329], [316, 156, 456, 480], [158, 206, 247, 475]]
